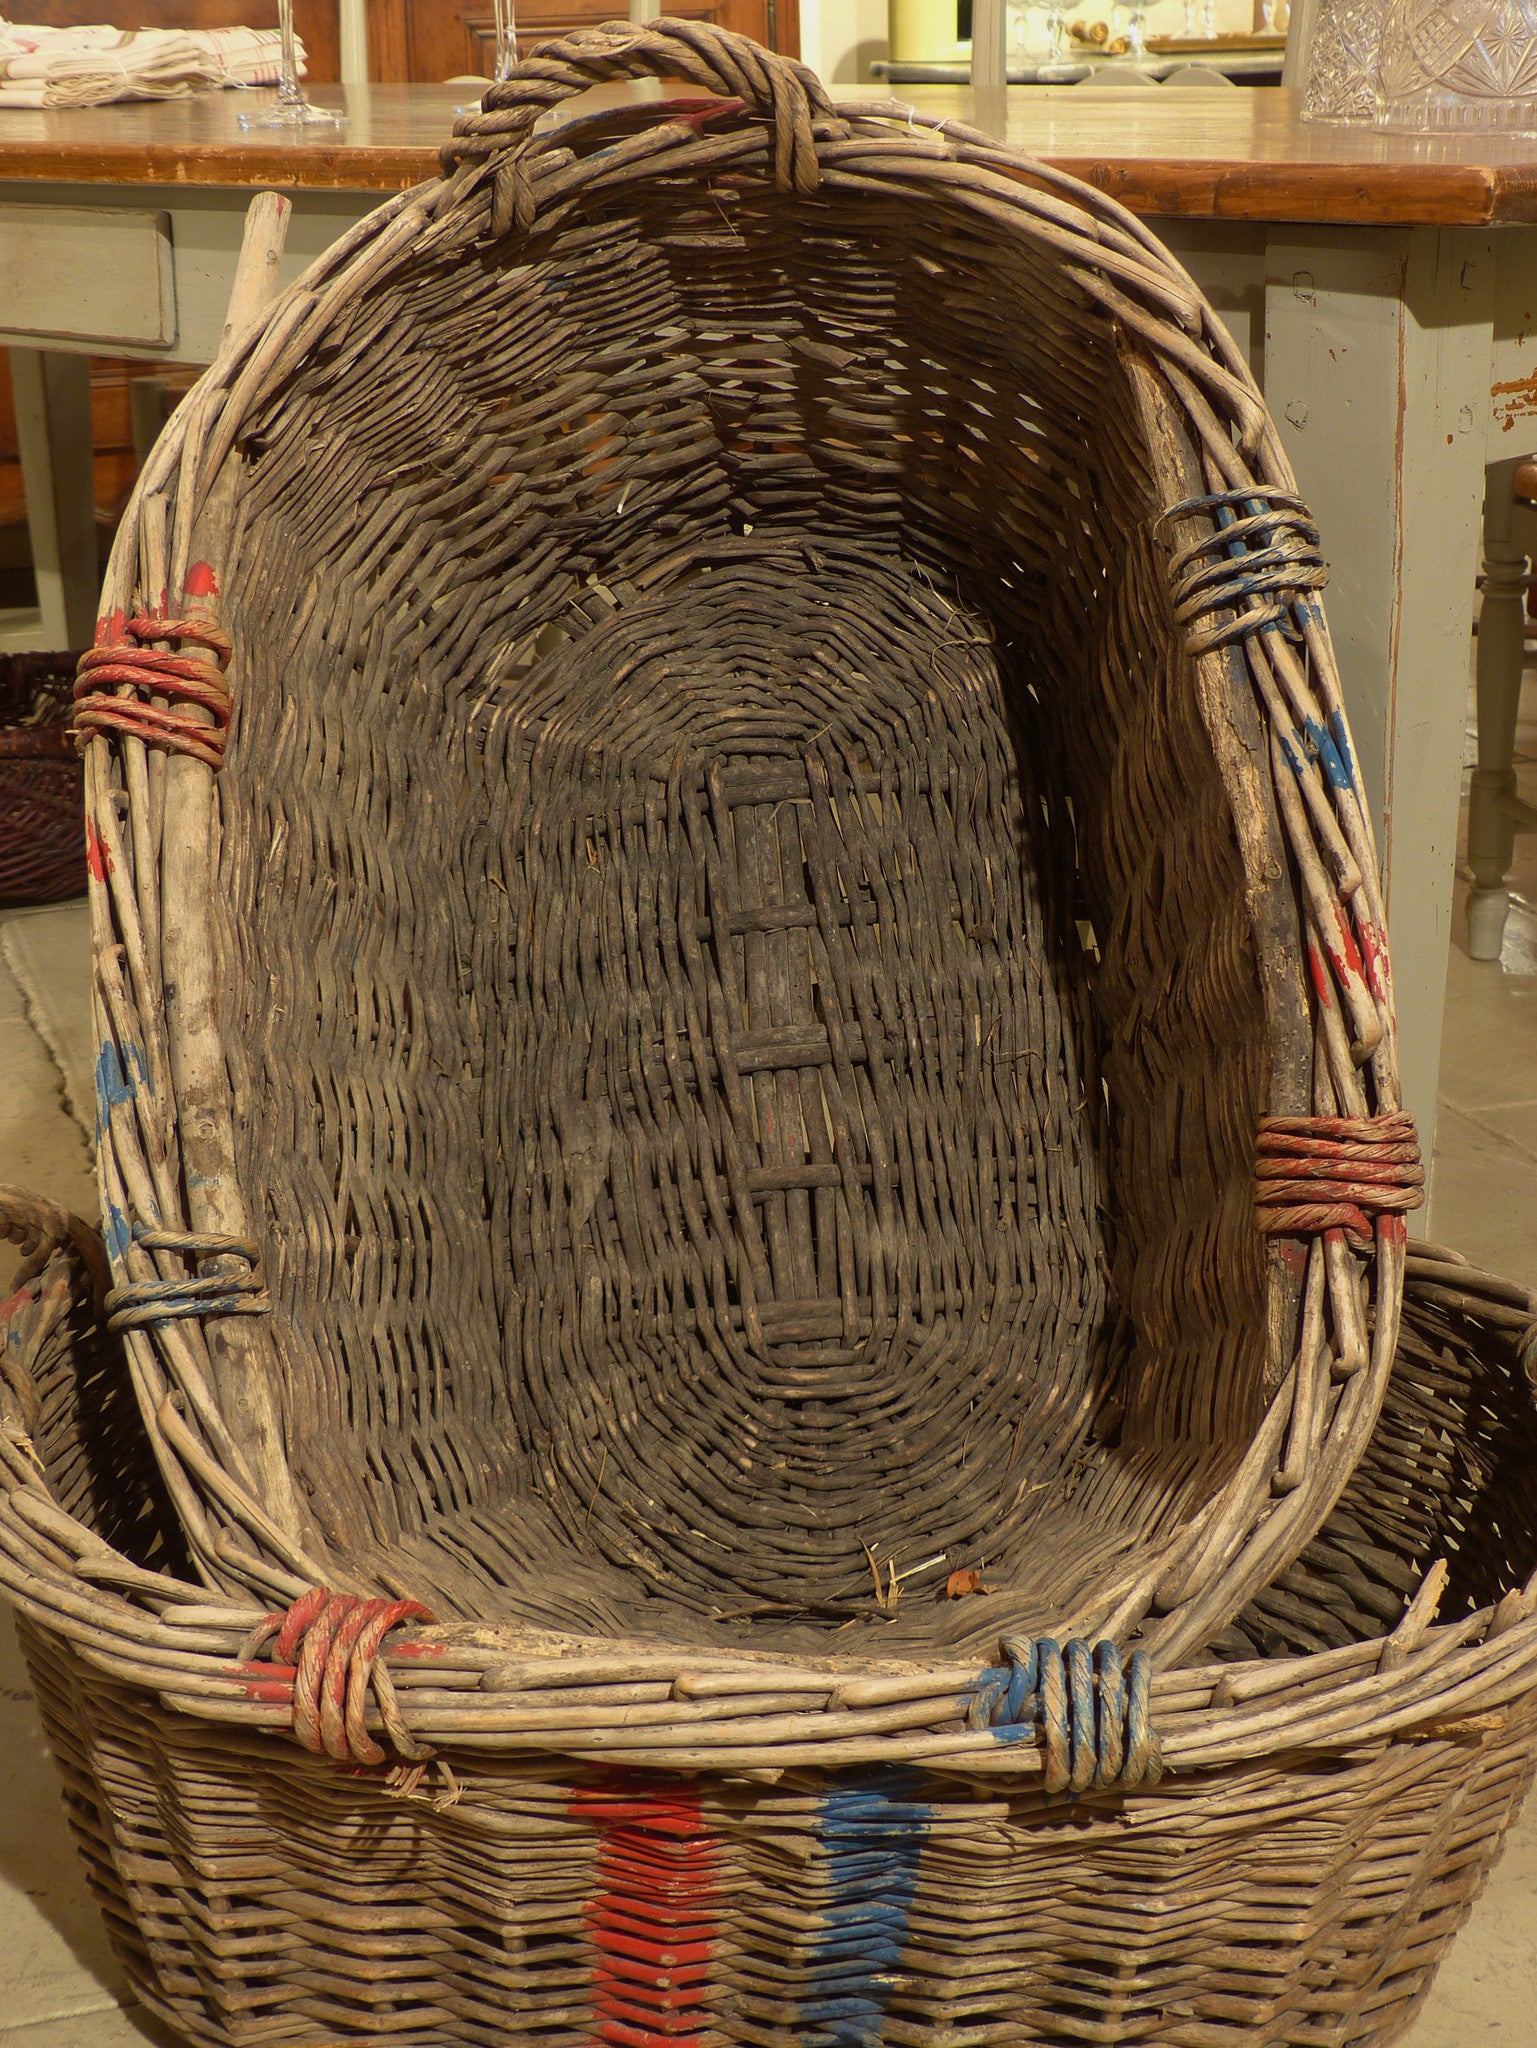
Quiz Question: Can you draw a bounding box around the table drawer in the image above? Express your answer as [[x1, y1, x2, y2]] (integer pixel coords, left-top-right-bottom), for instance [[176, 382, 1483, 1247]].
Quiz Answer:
[[0, 203, 174, 348]]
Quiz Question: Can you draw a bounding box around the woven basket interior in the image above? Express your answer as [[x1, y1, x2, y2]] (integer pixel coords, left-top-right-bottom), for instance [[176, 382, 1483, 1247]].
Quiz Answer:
[[205, 138, 1299, 1651], [25, 1251, 1537, 1677]]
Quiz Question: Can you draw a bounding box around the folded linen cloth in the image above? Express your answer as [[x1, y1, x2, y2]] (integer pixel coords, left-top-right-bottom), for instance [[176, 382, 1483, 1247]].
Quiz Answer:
[[0, 22, 303, 107]]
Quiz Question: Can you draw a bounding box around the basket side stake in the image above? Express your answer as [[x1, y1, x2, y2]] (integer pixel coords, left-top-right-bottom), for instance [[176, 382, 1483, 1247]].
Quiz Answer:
[[156, 192, 314, 1557], [219, 192, 292, 359]]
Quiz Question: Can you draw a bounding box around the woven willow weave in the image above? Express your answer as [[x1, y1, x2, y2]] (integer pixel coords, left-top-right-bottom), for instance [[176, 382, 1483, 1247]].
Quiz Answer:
[[4, 1200, 1536, 2046], [58, 24, 1423, 1697]]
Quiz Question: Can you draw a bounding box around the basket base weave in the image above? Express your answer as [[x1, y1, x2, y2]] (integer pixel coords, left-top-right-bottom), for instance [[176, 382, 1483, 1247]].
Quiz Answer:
[[225, 536, 1266, 1661], [0, 651, 84, 907]]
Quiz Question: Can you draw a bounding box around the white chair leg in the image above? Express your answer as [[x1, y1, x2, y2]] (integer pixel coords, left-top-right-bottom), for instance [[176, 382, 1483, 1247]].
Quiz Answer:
[[1469, 466, 1534, 959]]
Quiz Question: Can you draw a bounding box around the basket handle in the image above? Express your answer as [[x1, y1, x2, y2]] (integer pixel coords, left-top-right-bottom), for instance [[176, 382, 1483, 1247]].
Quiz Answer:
[[0, 1184, 109, 1308], [445, 18, 834, 209]]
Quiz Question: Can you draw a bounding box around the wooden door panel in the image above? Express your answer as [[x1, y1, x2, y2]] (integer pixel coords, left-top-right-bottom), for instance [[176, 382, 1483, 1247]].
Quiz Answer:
[[17, 0, 792, 87], [392, 0, 798, 86]]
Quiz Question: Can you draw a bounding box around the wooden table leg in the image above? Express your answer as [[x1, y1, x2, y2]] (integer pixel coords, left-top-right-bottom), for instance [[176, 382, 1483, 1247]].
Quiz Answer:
[[10, 346, 97, 652], [1262, 224, 1497, 1226]]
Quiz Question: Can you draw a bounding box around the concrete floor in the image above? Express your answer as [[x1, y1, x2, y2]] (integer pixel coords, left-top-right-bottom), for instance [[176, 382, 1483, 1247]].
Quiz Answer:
[[1, 705, 1535, 2045]]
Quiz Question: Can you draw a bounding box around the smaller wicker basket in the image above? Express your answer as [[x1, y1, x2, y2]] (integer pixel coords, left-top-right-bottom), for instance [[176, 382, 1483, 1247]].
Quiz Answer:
[[1, 1184, 1535, 2048], [0, 651, 84, 907]]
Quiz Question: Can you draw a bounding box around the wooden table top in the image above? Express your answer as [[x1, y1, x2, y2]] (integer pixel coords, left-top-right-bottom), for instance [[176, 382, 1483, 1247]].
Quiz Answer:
[[2, 79, 1536, 227]]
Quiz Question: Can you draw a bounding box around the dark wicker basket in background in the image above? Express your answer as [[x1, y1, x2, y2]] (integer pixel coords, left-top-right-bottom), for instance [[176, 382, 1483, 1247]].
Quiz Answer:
[[0, 651, 84, 907]]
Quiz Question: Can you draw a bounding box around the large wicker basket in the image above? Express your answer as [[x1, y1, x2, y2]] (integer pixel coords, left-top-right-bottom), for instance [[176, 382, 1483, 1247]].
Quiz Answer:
[[3, 1188, 1535, 2046], [63, 24, 1420, 1706]]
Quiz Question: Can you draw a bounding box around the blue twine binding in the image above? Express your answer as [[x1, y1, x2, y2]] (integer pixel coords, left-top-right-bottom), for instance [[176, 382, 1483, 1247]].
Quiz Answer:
[[966, 1633, 1162, 1794], [1158, 486, 1326, 656], [105, 1221, 269, 1334]]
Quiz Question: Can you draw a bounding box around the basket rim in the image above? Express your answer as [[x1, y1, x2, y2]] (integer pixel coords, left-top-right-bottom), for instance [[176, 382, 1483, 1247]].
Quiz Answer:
[[1, 1198, 1533, 1784], [71, 19, 1412, 1687]]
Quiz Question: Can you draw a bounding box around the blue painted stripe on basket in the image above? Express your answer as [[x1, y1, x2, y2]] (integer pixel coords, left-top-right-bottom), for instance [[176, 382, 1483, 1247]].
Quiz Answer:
[[1328, 709, 1358, 786], [801, 1771, 929, 2047], [989, 1717, 1033, 1745], [1305, 716, 1352, 791], [95, 1041, 133, 1124], [95, 1041, 148, 1128], [104, 1205, 132, 1265]]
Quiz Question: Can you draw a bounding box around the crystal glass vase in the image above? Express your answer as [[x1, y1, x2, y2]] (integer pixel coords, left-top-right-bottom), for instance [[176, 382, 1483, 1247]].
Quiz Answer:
[[1376, 0, 1537, 129], [491, 0, 518, 82], [1302, 0, 1389, 120]]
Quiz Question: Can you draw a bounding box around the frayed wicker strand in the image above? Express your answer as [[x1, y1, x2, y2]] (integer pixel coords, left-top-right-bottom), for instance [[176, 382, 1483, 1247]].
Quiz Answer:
[[72, 614, 233, 770]]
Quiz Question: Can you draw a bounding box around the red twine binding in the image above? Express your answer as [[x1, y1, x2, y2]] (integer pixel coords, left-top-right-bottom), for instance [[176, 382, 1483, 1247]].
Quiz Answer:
[[238, 1585, 436, 1765], [1255, 1112, 1423, 1249], [72, 615, 234, 770]]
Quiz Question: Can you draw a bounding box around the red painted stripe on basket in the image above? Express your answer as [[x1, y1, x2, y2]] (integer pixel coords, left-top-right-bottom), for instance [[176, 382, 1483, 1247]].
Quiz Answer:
[[93, 608, 127, 648], [184, 561, 219, 599], [572, 1779, 719, 2047], [1306, 935, 1333, 1008], [1319, 907, 1362, 989], [85, 823, 111, 883], [1358, 918, 1388, 999], [234, 1676, 300, 1703]]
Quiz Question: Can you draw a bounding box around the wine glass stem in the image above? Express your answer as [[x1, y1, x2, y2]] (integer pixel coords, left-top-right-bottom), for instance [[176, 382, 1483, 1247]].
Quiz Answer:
[[277, 0, 303, 107], [493, 0, 519, 81]]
